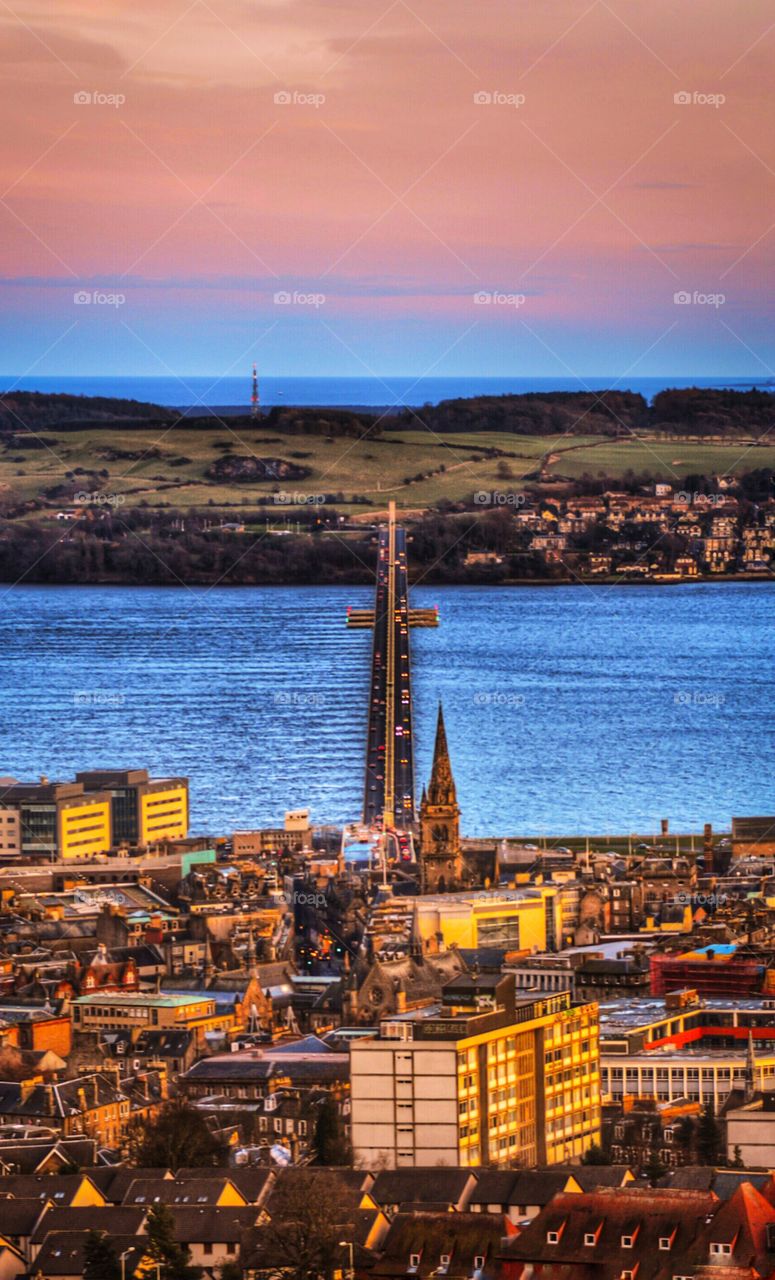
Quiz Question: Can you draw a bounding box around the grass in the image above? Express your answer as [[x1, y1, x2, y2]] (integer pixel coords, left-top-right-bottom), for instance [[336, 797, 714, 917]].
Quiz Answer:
[[3, 422, 773, 521]]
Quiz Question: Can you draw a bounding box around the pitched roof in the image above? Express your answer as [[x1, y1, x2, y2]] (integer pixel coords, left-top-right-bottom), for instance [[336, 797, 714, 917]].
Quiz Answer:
[[684, 1181, 775, 1275], [370, 1168, 474, 1209], [174, 1165, 273, 1203], [370, 1211, 504, 1278], [502, 1187, 719, 1278], [167, 1204, 259, 1243], [31, 1205, 148, 1245], [33, 1231, 148, 1278], [121, 1176, 245, 1206]]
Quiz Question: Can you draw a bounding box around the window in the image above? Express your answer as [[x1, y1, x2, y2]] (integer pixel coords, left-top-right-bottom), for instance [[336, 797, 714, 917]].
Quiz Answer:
[[584, 1233, 597, 1246], [203, 1244, 212, 1256], [547, 1231, 560, 1244], [474, 1257, 485, 1269], [659, 1237, 672, 1250], [622, 1236, 634, 1248], [710, 1244, 731, 1257], [409, 1254, 421, 1268]]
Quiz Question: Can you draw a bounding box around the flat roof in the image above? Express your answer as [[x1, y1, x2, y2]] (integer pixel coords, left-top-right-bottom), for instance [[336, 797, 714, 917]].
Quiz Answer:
[[74, 993, 212, 1008]]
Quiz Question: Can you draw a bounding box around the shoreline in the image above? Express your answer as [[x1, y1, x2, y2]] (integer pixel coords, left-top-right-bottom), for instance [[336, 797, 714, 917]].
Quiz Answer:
[[2, 573, 771, 590]]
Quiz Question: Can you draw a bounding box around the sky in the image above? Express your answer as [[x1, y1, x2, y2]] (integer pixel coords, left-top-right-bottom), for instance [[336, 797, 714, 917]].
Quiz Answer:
[[1, 0, 773, 378]]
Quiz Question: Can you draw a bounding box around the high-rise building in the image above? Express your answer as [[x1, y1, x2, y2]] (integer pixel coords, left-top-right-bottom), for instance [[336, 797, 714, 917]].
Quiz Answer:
[[350, 973, 600, 1169], [419, 705, 462, 891]]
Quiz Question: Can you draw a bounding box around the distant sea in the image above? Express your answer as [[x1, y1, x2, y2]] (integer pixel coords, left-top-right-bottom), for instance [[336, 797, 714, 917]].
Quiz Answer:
[[1, 374, 772, 411]]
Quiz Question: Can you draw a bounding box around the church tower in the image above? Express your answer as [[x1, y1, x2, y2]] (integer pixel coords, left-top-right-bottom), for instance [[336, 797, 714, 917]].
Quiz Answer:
[[419, 704, 462, 892]]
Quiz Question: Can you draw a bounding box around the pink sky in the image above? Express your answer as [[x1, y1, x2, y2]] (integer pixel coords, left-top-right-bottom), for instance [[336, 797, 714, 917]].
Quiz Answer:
[[1, 0, 773, 376]]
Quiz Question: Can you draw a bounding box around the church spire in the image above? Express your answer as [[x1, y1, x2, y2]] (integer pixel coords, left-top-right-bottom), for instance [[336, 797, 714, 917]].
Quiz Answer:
[[427, 703, 456, 807]]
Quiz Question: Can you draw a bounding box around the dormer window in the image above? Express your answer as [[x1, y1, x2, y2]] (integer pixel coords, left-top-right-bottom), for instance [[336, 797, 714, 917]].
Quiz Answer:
[[547, 1231, 560, 1244], [710, 1243, 732, 1257]]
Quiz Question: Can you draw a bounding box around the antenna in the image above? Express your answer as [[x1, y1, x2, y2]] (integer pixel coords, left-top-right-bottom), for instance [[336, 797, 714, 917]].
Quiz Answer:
[[251, 362, 259, 419]]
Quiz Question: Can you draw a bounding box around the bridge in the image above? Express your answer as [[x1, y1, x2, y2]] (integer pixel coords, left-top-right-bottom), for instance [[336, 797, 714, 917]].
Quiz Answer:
[[347, 501, 437, 830]]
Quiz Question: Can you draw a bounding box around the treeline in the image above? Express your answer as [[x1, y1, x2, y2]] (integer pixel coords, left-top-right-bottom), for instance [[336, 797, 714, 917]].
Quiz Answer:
[[0, 390, 171, 431], [393, 386, 775, 438], [3, 386, 773, 441], [0, 507, 530, 586], [394, 391, 647, 437]]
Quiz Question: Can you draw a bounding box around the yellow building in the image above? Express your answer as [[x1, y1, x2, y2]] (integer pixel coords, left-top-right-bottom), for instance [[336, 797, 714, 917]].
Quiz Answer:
[[412, 885, 560, 955], [76, 769, 189, 846], [58, 795, 111, 859], [351, 976, 600, 1169]]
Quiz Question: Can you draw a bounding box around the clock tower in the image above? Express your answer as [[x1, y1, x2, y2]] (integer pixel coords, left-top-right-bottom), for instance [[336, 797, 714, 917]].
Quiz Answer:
[[419, 703, 462, 892]]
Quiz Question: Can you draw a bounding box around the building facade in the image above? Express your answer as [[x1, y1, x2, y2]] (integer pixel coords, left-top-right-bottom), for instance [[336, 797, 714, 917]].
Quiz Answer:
[[351, 976, 600, 1169]]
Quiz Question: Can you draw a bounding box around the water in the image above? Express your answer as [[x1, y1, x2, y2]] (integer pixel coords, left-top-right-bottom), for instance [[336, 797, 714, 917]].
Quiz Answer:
[[2, 583, 772, 838], [0, 374, 772, 411]]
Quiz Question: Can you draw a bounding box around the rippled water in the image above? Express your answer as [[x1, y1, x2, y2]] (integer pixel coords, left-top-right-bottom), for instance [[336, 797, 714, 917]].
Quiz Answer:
[[2, 582, 773, 836]]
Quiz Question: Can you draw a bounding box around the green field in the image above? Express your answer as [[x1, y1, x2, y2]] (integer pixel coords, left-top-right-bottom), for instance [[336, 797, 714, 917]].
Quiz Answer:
[[3, 422, 774, 520]]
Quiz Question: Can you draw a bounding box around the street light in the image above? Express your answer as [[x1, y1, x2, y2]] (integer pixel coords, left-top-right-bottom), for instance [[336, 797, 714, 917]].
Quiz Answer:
[[339, 1239, 355, 1280], [119, 1250, 131, 1280]]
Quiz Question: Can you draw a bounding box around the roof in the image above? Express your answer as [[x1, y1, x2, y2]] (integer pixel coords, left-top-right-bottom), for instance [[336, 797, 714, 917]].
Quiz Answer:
[[31, 1205, 148, 1244], [0, 1172, 103, 1205], [167, 1204, 259, 1243], [370, 1168, 475, 1209], [502, 1187, 719, 1276], [370, 1211, 504, 1279], [175, 1165, 272, 1203], [121, 1176, 245, 1207], [33, 1231, 148, 1278]]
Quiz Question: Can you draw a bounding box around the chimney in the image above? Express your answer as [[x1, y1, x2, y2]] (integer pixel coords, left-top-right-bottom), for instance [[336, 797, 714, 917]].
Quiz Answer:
[[661, 818, 669, 836]]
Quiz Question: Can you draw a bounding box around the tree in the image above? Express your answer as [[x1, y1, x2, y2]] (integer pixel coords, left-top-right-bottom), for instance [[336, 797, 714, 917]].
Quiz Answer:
[[643, 1149, 667, 1186], [731, 1144, 746, 1169], [312, 1096, 352, 1166], [83, 1230, 121, 1280], [126, 1099, 227, 1169], [146, 1202, 201, 1280], [580, 1142, 608, 1166], [218, 1264, 243, 1280], [248, 1170, 354, 1280], [696, 1103, 723, 1166]]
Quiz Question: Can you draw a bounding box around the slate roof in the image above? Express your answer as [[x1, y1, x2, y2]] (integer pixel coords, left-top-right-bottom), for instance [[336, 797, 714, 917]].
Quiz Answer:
[[31, 1205, 148, 1245], [0, 1172, 103, 1205], [122, 1176, 245, 1206], [33, 1231, 148, 1277], [370, 1168, 475, 1210], [175, 1165, 273, 1203], [168, 1204, 260, 1243]]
